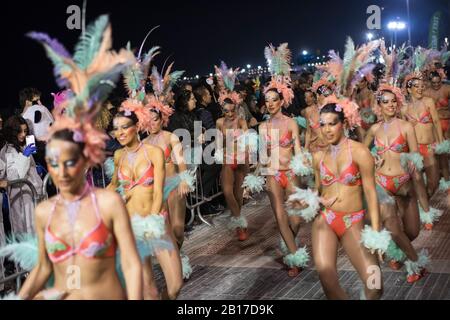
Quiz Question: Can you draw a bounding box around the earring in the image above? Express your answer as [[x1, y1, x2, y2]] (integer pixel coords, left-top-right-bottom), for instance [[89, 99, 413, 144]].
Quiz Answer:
[[344, 128, 350, 138]]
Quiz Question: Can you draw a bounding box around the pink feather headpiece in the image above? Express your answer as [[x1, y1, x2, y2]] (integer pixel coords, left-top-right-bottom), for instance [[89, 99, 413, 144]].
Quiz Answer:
[[48, 111, 109, 166], [218, 91, 243, 106], [312, 77, 335, 94], [120, 99, 152, 132], [402, 71, 423, 93], [263, 77, 294, 108], [263, 43, 294, 108], [321, 95, 362, 128], [145, 95, 174, 127], [373, 83, 404, 118]]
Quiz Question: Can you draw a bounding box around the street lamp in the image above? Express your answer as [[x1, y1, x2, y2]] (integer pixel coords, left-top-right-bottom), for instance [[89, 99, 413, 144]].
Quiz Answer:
[[246, 64, 251, 69], [366, 32, 374, 41], [387, 20, 406, 50], [302, 50, 308, 56]]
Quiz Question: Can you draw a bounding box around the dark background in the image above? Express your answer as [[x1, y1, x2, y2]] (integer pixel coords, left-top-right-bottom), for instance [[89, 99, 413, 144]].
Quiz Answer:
[[2, 0, 449, 115]]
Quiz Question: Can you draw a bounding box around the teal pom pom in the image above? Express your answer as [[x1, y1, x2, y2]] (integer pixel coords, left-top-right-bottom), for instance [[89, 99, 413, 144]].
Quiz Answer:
[[439, 178, 450, 191], [286, 187, 320, 222], [181, 254, 193, 280], [385, 240, 406, 262], [400, 152, 424, 172], [289, 152, 313, 176], [434, 140, 450, 155], [242, 174, 266, 193], [104, 157, 115, 180], [405, 249, 428, 276], [227, 216, 248, 230], [283, 247, 310, 268], [0, 233, 38, 271], [295, 116, 307, 129], [360, 226, 391, 254]]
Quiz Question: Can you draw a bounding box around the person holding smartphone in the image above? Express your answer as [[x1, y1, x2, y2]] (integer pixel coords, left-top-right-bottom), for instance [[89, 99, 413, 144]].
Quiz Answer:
[[0, 115, 43, 234]]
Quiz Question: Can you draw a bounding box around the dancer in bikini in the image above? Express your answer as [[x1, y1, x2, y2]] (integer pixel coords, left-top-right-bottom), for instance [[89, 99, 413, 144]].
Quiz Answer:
[[292, 98, 386, 299], [143, 64, 195, 279], [109, 102, 183, 299], [213, 62, 254, 241], [354, 78, 377, 131], [365, 84, 428, 283], [258, 43, 312, 277], [0, 15, 142, 300], [402, 72, 444, 197], [424, 70, 450, 191], [304, 89, 328, 153]]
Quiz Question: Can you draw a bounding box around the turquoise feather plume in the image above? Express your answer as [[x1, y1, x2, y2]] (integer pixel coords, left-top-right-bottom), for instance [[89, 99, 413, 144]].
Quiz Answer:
[[73, 15, 109, 70], [0, 233, 38, 271]]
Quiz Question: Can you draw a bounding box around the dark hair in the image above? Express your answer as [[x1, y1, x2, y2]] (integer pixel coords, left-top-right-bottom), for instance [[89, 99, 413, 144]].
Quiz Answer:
[[175, 89, 194, 113], [319, 103, 345, 123], [223, 98, 235, 106], [193, 86, 209, 104], [50, 129, 85, 156], [429, 71, 441, 81], [114, 110, 139, 125], [19, 87, 41, 108], [305, 89, 316, 99], [3, 115, 30, 152], [265, 88, 284, 100], [149, 108, 162, 120]]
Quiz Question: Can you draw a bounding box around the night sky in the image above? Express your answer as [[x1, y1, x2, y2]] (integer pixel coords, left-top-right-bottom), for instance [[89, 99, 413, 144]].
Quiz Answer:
[[2, 0, 449, 115]]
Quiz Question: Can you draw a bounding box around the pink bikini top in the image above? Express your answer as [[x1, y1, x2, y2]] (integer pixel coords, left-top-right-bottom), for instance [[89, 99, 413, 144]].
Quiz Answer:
[[45, 190, 116, 264], [118, 144, 154, 190], [320, 139, 362, 187], [265, 118, 294, 149], [436, 97, 448, 110], [407, 109, 432, 125], [374, 120, 409, 154]]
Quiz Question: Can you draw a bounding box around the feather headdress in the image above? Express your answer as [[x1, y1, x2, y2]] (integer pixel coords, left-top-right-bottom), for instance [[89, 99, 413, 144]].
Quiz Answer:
[[321, 94, 361, 128], [321, 37, 380, 98], [401, 45, 437, 91], [150, 62, 185, 104], [373, 41, 405, 118], [29, 15, 135, 165], [123, 28, 161, 102], [145, 95, 174, 127], [263, 43, 294, 107], [120, 99, 152, 132], [214, 61, 242, 106]]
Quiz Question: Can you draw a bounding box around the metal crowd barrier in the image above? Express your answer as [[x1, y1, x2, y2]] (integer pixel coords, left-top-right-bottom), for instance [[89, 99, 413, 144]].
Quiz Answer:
[[185, 165, 223, 227], [0, 178, 40, 292]]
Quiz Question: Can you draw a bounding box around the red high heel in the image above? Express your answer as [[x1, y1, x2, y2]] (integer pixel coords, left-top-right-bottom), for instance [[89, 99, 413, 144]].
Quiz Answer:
[[424, 223, 433, 231], [389, 260, 403, 270], [407, 268, 427, 284], [287, 267, 301, 277], [236, 228, 249, 241]]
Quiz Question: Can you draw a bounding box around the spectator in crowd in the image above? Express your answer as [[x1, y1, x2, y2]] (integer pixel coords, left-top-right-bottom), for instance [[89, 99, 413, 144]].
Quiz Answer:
[[193, 86, 215, 130], [235, 84, 258, 128], [0, 116, 43, 234], [19, 87, 54, 168]]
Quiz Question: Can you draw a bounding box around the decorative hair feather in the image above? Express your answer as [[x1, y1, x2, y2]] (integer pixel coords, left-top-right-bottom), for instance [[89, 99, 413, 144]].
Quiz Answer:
[[214, 61, 242, 105], [321, 94, 361, 128], [29, 14, 135, 166], [263, 43, 294, 107]]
